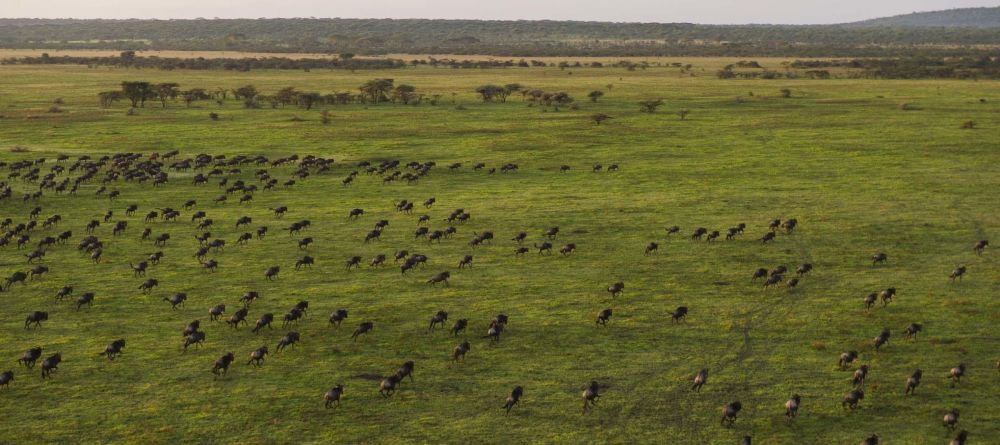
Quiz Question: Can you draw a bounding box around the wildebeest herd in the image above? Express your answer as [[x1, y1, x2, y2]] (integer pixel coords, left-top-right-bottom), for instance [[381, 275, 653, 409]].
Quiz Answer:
[[0, 151, 993, 444]]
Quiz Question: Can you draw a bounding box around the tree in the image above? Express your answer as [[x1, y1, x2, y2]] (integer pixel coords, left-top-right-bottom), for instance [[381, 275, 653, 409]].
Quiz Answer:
[[98, 91, 123, 108], [298, 92, 322, 110], [359, 78, 394, 104], [501, 84, 522, 103], [588, 90, 604, 102], [154, 83, 180, 108], [275, 87, 299, 106], [233, 85, 258, 101], [639, 99, 664, 113], [119, 50, 136, 67], [475, 85, 504, 102], [677, 109, 690, 120], [121, 81, 153, 108], [392, 84, 417, 104], [590, 113, 611, 125]]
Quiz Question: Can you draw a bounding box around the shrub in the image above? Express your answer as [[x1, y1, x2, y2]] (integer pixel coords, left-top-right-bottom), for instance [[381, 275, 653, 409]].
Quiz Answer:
[[208, 112, 219, 121]]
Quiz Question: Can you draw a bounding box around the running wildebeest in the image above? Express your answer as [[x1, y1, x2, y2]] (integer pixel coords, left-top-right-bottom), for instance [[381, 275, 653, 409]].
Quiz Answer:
[[240, 291, 260, 306], [450, 319, 468, 336], [949, 265, 966, 282], [973, 240, 989, 255], [763, 274, 783, 289], [352, 322, 373, 341], [212, 352, 235, 377], [325, 384, 345, 408], [503, 386, 523, 414], [458, 255, 473, 268], [485, 320, 504, 343], [276, 332, 300, 352], [785, 394, 801, 418], [379, 374, 400, 397], [880, 288, 896, 306], [842, 389, 864, 409], [163, 293, 187, 310], [839, 351, 859, 369], [345, 256, 362, 270], [596, 308, 612, 326], [511, 232, 527, 244], [227, 308, 249, 328], [182, 320, 200, 337], [721, 401, 742, 426], [560, 243, 576, 255], [18, 347, 42, 368], [950, 431, 968, 445], [396, 361, 415, 383], [861, 434, 879, 445], [453, 341, 471, 361], [943, 408, 960, 431], [853, 364, 870, 386], [903, 323, 922, 339], [252, 313, 274, 333], [54, 286, 73, 301], [0, 370, 12, 389], [183, 331, 206, 350], [645, 242, 658, 255], [666, 226, 680, 235], [298, 237, 314, 249], [329, 309, 349, 327], [671, 306, 688, 323], [752, 268, 768, 282], [427, 271, 450, 286], [760, 232, 776, 243], [796, 264, 813, 276], [949, 363, 966, 385], [40, 353, 61, 379], [905, 369, 922, 395], [429, 310, 449, 330], [692, 368, 708, 391], [544, 227, 559, 239], [295, 256, 314, 270], [535, 242, 553, 254], [607, 282, 624, 297], [873, 329, 890, 351], [76, 292, 95, 310], [138, 278, 159, 293], [264, 266, 280, 280], [247, 346, 268, 367], [348, 208, 364, 219], [101, 339, 126, 360], [514, 247, 529, 256], [582, 381, 600, 413], [24, 311, 48, 329], [872, 253, 888, 265]]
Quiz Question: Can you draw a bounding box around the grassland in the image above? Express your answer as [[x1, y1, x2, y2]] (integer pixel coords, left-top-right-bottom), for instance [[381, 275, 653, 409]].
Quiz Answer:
[[0, 61, 998, 444]]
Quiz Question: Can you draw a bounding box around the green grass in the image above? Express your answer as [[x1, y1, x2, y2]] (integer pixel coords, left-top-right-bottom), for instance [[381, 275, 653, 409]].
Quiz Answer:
[[0, 63, 998, 445]]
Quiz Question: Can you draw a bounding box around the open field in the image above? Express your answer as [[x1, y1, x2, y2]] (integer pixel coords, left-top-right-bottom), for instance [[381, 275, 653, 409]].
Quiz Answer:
[[0, 62, 998, 444]]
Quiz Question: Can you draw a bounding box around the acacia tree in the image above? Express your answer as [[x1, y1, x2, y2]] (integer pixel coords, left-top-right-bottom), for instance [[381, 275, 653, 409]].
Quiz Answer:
[[155, 83, 180, 108], [501, 84, 522, 103], [639, 99, 664, 113], [98, 91, 124, 108], [475, 85, 504, 102], [121, 81, 153, 108], [392, 84, 417, 104], [298, 92, 322, 110], [275, 87, 298, 106], [359, 78, 394, 104]]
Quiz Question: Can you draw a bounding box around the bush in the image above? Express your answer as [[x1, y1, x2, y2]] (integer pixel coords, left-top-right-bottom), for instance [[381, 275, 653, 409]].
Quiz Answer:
[[208, 112, 219, 121], [780, 88, 792, 98]]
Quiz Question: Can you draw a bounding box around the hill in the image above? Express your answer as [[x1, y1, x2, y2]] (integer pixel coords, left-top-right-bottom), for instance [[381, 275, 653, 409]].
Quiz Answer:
[[849, 6, 1000, 27]]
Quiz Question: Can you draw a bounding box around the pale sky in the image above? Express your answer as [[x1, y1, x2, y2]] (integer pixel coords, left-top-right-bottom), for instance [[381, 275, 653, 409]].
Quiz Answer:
[[3, 0, 998, 24]]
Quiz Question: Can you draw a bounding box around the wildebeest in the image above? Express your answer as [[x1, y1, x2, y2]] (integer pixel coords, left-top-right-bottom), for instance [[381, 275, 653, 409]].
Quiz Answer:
[[429, 310, 449, 330], [252, 313, 274, 333], [427, 271, 450, 286], [396, 361, 415, 383], [18, 347, 42, 368], [949, 363, 966, 385], [295, 256, 315, 270], [0, 370, 12, 389], [348, 208, 364, 219], [950, 430, 968, 445], [379, 374, 401, 397], [276, 332, 300, 352], [40, 353, 61, 378], [581, 381, 600, 413], [763, 274, 783, 289], [227, 308, 249, 328], [903, 323, 922, 339], [239, 291, 260, 306], [842, 389, 864, 409], [973, 239, 989, 255], [458, 255, 473, 268], [905, 369, 922, 395], [503, 386, 523, 414], [671, 306, 688, 323], [607, 282, 624, 297], [453, 341, 471, 361], [796, 264, 813, 276], [325, 384, 345, 408], [785, 394, 801, 418], [872, 253, 888, 265], [163, 293, 187, 310], [560, 243, 576, 255], [329, 309, 349, 327], [24, 311, 48, 329], [666, 226, 680, 235], [839, 351, 859, 369], [853, 364, 870, 386], [692, 368, 708, 391], [247, 345, 268, 367], [450, 319, 468, 336], [596, 308, 612, 326], [645, 242, 658, 255], [949, 265, 966, 282], [760, 232, 775, 243], [751, 268, 768, 281], [721, 401, 742, 426], [943, 408, 960, 431], [873, 328, 890, 351], [352, 322, 374, 341], [183, 331, 206, 350], [212, 352, 235, 377], [863, 293, 877, 312], [264, 266, 280, 280], [544, 227, 559, 239], [511, 232, 527, 244], [138, 278, 159, 293], [76, 292, 95, 310], [861, 434, 878, 445], [102, 339, 126, 360], [345, 256, 362, 270], [535, 242, 553, 254], [879, 288, 896, 306]]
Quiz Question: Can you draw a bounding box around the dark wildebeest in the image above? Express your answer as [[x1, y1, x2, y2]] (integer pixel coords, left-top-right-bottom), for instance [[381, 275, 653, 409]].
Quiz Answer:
[[903, 323, 922, 340], [325, 384, 345, 408], [861, 434, 879, 445], [379, 374, 401, 397], [853, 364, 870, 387], [943, 408, 960, 431], [905, 369, 922, 395], [721, 401, 742, 426], [692, 368, 708, 391], [227, 308, 249, 328], [352, 322, 373, 341], [485, 320, 504, 343], [299, 237, 314, 249], [76, 292, 95, 310], [503, 386, 523, 414], [880, 288, 896, 306], [18, 347, 42, 368], [872, 253, 888, 265], [429, 310, 449, 330], [348, 208, 364, 219], [453, 341, 471, 361], [607, 282, 624, 297], [596, 308, 613, 326], [535, 242, 553, 254], [428, 271, 450, 286], [345, 256, 362, 270], [582, 381, 600, 413], [55, 286, 73, 301], [25, 311, 48, 329], [183, 331, 206, 350], [842, 389, 864, 409], [949, 265, 966, 282], [873, 329, 890, 351], [796, 264, 813, 276], [138, 278, 159, 293], [671, 306, 688, 323], [240, 291, 260, 306], [760, 232, 776, 243], [396, 361, 415, 383], [973, 240, 989, 255], [751, 268, 768, 282], [0, 370, 12, 389], [514, 247, 529, 257], [276, 332, 300, 352], [666, 226, 681, 235], [949, 364, 966, 386], [863, 293, 877, 312], [839, 351, 859, 369], [511, 232, 527, 244], [691, 227, 707, 240], [763, 274, 783, 289], [265, 266, 280, 280], [247, 345, 268, 367], [252, 313, 274, 333], [102, 339, 126, 360], [130, 261, 148, 277], [450, 319, 468, 336], [785, 394, 801, 418], [544, 227, 559, 239], [560, 243, 576, 255], [164, 293, 187, 310], [329, 309, 349, 327], [182, 320, 200, 337], [950, 431, 968, 445], [212, 352, 235, 377], [296, 256, 314, 270], [40, 353, 61, 379], [645, 242, 658, 255], [458, 255, 473, 268], [370, 254, 386, 268]]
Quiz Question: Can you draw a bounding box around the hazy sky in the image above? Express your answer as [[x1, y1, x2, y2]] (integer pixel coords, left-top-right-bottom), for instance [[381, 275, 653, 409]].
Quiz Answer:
[[4, 0, 998, 24]]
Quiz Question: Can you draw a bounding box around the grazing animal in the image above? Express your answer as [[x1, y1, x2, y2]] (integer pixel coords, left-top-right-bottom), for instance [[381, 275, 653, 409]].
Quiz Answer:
[[760, 232, 776, 243], [905, 369, 922, 395], [276, 332, 300, 352], [873, 329, 890, 351], [786, 278, 799, 289], [544, 227, 559, 239], [264, 266, 280, 280], [666, 226, 680, 235], [18, 347, 42, 368], [864, 293, 877, 312], [76, 292, 95, 310], [247, 346, 268, 367], [973, 240, 988, 255], [239, 291, 260, 306], [949, 265, 966, 282], [345, 256, 361, 270], [535, 242, 553, 254], [295, 256, 314, 270], [453, 341, 471, 361], [429, 311, 449, 330], [379, 374, 400, 397], [183, 331, 206, 350], [861, 434, 879, 445], [511, 232, 527, 243], [607, 282, 624, 297], [227, 308, 249, 328], [949, 364, 966, 385], [785, 394, 801, 418], [950, 431, 968, 445], [721, 401, 742, 426], [163, 293, 187, 310], [252, 313, 274, 333], [752, 268, 768, 281], [872, 253, 888, 265], [581, 381, 600, 413], [503, 386, 523, 414], [842, 389, 864, 409], [853, 364, 870, 386], [329, 309, 349, 327], [348, 208, 364, 219], [427, 271, 450, 286], [352, 322, 374, 341], [0, 370, 12, 389], [903, 323, 922, 339], [325, 384, 345, 408], [485, 320, 504, 343], [839, 351, 859, 369], [458, 255, 473, 268], [102, 339, 126, 360], [182, 320, 200, 337], [24, 311, 48, 329], [645, 242, 658, 254], [396, 361, 415, 383], [560, 243, 576, 255], [450, 319, 468, 336], [671, 306, 688, 323], [514, 247, 529, 256], [596, 308, 613, 326], [212, 352, 235, 377], [138, 279, 159, 293], [40, 353, 62, 379], [943, 408, 960, 431], [763, 274, 783, 289], [130, 261, 148, 277], [692, 368, 708, 391], [55, 286, 73, 300], [879, 288, 896, 306], [796, 264, 813, 276]]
